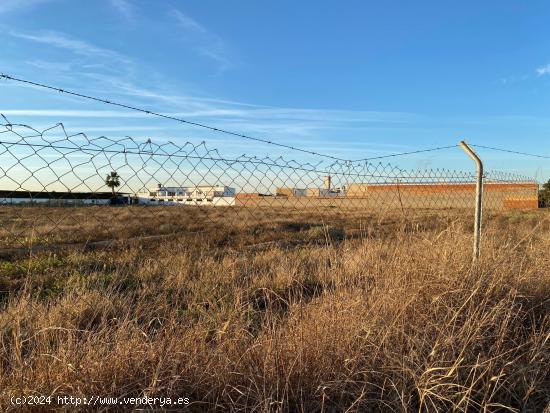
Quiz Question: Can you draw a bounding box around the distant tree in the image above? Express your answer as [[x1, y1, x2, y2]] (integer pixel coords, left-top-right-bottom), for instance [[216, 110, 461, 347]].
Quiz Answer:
[[539, 179, 550, 208], [105, 171, 121, 197]]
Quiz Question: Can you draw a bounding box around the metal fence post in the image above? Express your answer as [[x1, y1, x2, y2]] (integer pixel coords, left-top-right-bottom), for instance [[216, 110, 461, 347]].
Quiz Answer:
[[459, 141, 483, 261]]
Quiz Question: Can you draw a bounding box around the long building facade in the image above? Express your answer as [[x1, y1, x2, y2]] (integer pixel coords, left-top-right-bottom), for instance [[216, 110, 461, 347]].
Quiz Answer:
[[138, 185, 236, 206], [345, 181, 539, 210]]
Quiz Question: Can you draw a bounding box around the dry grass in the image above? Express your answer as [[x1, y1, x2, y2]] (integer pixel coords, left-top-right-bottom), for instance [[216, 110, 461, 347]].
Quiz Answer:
[[0, 208, 549, 412]]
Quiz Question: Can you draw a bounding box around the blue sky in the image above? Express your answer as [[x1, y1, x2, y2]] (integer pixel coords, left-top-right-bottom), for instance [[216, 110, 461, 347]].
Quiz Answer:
[[1, 0, 550, 182]]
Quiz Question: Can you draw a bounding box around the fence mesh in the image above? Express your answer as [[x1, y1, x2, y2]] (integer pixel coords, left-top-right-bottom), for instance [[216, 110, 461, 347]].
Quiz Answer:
[[0, 115, 539, 251]]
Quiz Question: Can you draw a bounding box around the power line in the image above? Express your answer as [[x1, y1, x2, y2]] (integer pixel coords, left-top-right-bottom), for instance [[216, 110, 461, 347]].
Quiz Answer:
[[354, 144, 459, 162], [0, 73, 349, 162], [470, 144, 550, 160]]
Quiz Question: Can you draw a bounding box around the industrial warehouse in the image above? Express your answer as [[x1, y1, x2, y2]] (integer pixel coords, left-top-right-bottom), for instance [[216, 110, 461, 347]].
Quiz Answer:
[[239, 180, 539, 210]]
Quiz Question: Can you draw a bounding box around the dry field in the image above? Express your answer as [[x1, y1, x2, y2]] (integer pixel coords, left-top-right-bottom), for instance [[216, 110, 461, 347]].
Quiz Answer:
[[0, 206, 549, 412]]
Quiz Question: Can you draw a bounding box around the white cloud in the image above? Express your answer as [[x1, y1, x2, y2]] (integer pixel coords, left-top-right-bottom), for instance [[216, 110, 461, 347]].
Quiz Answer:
[[109, 0, 134, 22], [9, 30, 131, 64], [170, 8, 232, 71], [0, 0, 54, 14], [0, 110, 145, 118], [76, 74, 413, 130], [536, 64, 550, 76], [0, 108, 412, 122], [171, 9, 207, 34], [26, 59, 74, 72]]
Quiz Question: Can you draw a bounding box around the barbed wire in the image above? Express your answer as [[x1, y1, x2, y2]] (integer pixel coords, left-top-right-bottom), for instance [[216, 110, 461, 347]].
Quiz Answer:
[[0, 73, 352, 162]]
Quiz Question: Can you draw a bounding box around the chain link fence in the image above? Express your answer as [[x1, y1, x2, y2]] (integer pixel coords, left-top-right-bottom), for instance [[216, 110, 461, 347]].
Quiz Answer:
[[0, 115, 540, 251]]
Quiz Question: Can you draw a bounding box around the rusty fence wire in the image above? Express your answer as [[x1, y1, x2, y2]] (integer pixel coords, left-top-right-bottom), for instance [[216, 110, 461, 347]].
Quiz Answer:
[[0, 115, 540, 251]]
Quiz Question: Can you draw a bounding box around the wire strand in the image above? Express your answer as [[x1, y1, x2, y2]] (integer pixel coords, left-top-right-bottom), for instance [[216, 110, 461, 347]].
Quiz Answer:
[[0, 73, 350, 162], [354, 144, 459, 161], [470, 144, 550, 160]]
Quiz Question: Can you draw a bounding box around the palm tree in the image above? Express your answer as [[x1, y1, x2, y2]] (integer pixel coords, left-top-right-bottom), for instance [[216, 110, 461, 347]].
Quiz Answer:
[[105, 171, 121, 197]]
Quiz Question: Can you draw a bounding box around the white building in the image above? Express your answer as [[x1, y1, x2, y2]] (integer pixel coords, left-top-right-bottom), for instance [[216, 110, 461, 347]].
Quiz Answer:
[[138, 185, 236, 206]]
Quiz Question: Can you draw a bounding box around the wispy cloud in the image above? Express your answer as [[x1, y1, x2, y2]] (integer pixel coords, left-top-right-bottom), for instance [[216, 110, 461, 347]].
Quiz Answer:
[[0, 110, 146, 118], [0, 0, 54, 14], [76, 72, 415, 127], [0, 108, 413, 123], [25, 59, 74, 72], [170, 8, 233, 71], [536, 64, 550, 76], [9, 30, 132, 64], [171, 8, 207, 34], [0, 103, 416, 150], [0, 100, 416, 149], [498, 74, 529, 85], [109, 0, 135, 22]]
